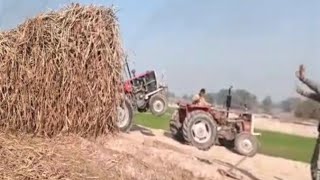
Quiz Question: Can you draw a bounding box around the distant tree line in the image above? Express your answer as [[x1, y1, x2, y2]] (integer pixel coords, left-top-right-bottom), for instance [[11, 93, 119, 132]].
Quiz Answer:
[[294, 99, 320, 119], [277, 97, 320, 120], [207, 89, 259, 111]]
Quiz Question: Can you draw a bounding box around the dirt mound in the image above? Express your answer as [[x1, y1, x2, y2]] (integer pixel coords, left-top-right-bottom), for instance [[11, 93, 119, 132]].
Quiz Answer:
[[111, 126, 311, 180], [0, 3, 124, 137], [0, 132, 201, 180]]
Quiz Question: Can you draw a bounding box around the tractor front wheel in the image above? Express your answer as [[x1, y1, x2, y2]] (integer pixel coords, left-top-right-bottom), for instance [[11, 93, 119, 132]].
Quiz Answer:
[[183, 110, 217, 151], [234, 132, 259, 157], [149, 93, 168, 116], [169, 110, 184, 142], [116, 97, 134, 133]]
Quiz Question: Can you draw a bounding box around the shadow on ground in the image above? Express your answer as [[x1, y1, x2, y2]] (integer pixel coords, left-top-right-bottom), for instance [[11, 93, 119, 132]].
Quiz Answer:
[[195, 156, 262, 180], [273, 177, 284, 180], [163, 130, 239, 155], [130, 125, 155, 136], [163, 131, 187, 145], [163, 131, 173, 139]]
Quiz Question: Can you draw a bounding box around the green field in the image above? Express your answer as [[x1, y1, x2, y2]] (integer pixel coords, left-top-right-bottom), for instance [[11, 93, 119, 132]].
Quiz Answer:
[[134, 113, 316, 163]]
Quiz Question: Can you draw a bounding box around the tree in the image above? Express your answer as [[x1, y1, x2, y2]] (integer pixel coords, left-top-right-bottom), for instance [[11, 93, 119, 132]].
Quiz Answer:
[[213, 88, 258, 110], [261, 96, 273, 113], [206, 93, 215, 104], [280, 97, 301, 112], [295, 99, 320, 119]]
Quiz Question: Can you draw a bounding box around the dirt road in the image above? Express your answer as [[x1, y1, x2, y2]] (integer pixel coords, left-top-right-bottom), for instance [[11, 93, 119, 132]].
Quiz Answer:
[[102, 125, 311, 180], [254, 117, 317, 138]]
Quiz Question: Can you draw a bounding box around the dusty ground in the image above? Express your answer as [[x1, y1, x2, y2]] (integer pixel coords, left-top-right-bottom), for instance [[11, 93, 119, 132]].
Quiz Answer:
[[107, 125, 311, 180], [0, 126, 311, 180]]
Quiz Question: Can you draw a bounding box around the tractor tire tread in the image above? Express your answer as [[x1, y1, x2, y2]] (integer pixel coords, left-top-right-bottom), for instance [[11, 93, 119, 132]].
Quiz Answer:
[[234, 132, 259, 157], [169, 110, 184, 142], [182, 110, 217, 151], [118, 98, 134, 133], [149, 93, 168, 116]]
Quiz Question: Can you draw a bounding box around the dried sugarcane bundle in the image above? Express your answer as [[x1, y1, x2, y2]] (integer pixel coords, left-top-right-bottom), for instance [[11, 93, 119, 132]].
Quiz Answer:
[[0, 3, 124, 137]]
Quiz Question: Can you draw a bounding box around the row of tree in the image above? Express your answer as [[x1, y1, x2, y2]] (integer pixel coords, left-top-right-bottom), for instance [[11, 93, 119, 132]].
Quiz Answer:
[[168, 89, 320, 120]]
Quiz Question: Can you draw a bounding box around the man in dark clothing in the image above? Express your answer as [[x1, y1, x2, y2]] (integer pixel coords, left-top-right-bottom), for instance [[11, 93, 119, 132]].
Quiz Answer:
[[296, 64, 320, 180]]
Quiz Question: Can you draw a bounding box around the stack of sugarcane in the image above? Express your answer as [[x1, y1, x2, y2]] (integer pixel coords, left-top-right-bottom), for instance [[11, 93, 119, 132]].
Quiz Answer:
[[0, 3, 124, 137]]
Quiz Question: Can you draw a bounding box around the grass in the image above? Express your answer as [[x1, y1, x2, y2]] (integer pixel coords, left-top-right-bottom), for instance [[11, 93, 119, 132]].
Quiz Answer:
[[134, 112, 317, 163], [134, 113, 170, 130], [255, 129, 315, 163]]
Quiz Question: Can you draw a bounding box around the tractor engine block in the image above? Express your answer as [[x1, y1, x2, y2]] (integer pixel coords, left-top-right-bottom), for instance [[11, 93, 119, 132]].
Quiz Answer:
[[134, 92, 147, 109]]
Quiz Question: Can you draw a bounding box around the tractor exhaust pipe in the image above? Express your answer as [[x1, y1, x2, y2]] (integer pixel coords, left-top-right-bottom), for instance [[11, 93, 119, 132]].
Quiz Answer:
[[226, 86, 233, 118], [125, 55, 132, 80]]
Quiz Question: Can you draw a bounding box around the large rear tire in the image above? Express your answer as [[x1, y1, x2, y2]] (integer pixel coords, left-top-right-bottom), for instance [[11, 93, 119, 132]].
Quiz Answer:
[[182, 110, 217, 151], [116, 98, 134, 133], [234, 132, 259, 157], [149, 93, 168, 116], [169, 110, 184, 142]]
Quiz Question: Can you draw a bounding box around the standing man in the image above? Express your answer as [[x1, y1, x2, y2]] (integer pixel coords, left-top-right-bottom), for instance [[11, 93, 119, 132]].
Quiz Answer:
[[296, 64, 320, 180]]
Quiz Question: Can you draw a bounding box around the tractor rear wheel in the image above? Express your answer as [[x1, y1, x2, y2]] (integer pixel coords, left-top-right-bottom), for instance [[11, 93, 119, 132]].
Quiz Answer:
[[182, 110, 217, 151], [169, 110, 184, 142], [234, 132, 259, 157], [116, 97, 134, 133], [149, 93, 168, 116]]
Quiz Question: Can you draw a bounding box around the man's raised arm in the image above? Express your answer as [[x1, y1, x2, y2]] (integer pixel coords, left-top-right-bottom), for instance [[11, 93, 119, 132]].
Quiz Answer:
[[296, 64, 320, 94], [296, 86, 320, 102]]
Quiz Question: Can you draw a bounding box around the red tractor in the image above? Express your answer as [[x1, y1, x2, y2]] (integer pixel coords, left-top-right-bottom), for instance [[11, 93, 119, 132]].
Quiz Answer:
[[115, 57, 168, 132], [123, 69, 168, 116], [170, 86, 260, 157]]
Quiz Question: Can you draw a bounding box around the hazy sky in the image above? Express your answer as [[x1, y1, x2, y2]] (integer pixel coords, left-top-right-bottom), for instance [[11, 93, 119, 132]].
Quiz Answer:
[[0, 0, 320, 102]]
